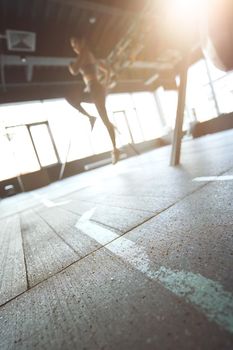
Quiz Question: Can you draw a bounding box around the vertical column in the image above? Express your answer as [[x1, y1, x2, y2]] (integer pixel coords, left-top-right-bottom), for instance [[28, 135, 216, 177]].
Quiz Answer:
[[170, 55, 189, 166]]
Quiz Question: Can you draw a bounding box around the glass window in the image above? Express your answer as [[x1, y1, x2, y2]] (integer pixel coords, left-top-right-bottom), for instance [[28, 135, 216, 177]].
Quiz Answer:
[[80, 101, 112, 154], [206, 58, 226, 81], [4, 126, 40, 175], [186, 59, 218, 121], [91, 119, 112, 154], [29, 124, 58, 166], [112, 111, 133, 146], [48, 100, 96, 161], [125, 108, 144, 144], [212, 73, 233, 113], [65, 112, 94, 161], [156, 88, 178, 129], [0, 128, 18, 181], [0, 101, 47, 126], [131, 92, 164, 140]]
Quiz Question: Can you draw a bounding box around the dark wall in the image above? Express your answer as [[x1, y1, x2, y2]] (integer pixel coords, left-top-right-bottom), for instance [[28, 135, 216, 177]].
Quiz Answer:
[[192, 113, 233, 138]]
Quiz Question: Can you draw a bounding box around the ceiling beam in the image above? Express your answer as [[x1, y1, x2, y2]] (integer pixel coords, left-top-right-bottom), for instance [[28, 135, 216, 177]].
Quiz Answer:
[[144, 73, 159, 85], [2, 55, 170, 71], [129, 61, 174, 70], [0, 81, 82, 88], [49, 0, 136, 17], [0, 74, 150, 88], [2, 55, 73, 67]]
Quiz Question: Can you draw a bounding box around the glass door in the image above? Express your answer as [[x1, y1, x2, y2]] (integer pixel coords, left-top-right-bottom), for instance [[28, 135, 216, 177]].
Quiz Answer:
[[0, 122, 60, 183], [29, 122, 60, 167], [112, 110, 134, 146], [5, 125, 40, 175]]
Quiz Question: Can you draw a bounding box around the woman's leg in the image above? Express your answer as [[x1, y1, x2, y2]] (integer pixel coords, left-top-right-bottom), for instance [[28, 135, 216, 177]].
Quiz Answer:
[[66, 91, 96, 130], [90, 82, 120, 164]]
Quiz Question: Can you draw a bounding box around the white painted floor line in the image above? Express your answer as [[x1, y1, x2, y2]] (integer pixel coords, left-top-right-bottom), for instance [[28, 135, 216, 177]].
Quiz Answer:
[[41, 198, 71, 208], [193, 175, 233, 182], [32, 193, 71, 207], [76, 208, 233, 334], [76, 208, 118, 245]]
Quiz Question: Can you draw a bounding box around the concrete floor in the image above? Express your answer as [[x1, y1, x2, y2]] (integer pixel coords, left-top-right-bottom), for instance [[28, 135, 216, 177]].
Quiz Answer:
[[0, 129, 233, 349]]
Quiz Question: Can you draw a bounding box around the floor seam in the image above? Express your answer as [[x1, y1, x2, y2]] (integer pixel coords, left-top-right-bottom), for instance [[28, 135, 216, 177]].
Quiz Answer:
[[19, 214, 30, 291], [1, 165, 233, 309], [35, 209, 80, 257]]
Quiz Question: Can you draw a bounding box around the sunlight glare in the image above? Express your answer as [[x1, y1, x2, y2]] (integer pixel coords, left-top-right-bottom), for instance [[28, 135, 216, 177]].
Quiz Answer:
[[170, 0, 202, 18]]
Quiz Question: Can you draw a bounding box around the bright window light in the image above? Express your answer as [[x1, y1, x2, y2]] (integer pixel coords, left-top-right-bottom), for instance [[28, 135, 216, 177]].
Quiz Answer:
[[4, 126, 40, 175], [169, 0, 202, 16], [164, 0, 205, 21], [162, 0, 204, 41], [30, 124, 58, 166]]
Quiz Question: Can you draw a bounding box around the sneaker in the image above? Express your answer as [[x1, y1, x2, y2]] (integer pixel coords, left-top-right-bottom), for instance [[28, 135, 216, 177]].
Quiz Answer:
[[89, 117, 96, 131], [111, 148, 120, 165]]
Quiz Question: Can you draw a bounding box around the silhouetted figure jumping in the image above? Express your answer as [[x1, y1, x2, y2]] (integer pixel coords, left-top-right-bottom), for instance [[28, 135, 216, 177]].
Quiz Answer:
[[67, 37, 120, 164]]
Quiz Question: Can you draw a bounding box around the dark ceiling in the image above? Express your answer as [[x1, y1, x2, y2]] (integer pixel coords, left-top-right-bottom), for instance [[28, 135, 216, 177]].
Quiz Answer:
[[0, 0, 202, 103]]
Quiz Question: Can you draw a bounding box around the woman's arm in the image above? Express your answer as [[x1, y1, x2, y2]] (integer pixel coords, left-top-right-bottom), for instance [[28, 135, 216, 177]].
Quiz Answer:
[[98, 60, 111, 85], [68, 58, 81, 76]]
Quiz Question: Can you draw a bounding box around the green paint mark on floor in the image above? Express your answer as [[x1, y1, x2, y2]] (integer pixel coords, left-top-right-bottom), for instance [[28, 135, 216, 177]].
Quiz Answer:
[[151, 267, 233, 334]]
